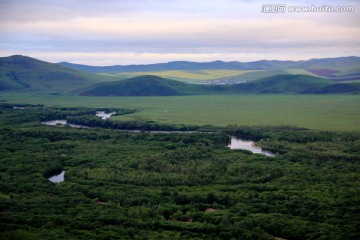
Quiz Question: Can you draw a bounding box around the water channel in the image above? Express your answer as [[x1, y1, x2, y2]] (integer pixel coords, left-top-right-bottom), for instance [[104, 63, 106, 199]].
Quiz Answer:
[[227, 137, 275, 157], [42, 113, 275, 157], [48, 170, 65, 183]]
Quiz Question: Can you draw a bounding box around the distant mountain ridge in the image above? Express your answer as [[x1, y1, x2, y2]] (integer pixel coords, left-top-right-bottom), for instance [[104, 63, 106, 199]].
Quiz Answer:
[[59, 56, 360, 73]]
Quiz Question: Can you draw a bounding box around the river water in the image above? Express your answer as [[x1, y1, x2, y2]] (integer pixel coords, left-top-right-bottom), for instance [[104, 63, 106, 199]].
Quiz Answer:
[[228, 137, 275, 157], [41, 120, 90, 129], [48, 170, 65, 183], [96, 111, 116, 120], [42, 114, 275, 157]]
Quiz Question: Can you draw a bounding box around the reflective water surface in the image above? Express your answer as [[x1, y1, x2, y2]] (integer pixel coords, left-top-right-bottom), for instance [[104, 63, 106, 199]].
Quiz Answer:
[[41, 120, 89, 128], [48, 171, 65, 183], [228, 137, 275, 157], [96, 111, 116, 120]]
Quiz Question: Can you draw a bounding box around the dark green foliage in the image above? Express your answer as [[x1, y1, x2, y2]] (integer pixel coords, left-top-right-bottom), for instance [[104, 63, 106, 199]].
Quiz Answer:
[[0, 105, 359, 239], [67, 115, 199, 131]]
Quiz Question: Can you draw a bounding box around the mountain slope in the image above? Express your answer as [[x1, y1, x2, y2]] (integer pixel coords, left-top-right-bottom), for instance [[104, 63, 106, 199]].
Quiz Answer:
[[2, 55, 358, 95], [78, 75, 228, 96], [78, 74, 359, 96], [234, 74, 331, 93], [312, 83, 360, 94], [59, 56, 360, 73], [0, 55, 115, 92]]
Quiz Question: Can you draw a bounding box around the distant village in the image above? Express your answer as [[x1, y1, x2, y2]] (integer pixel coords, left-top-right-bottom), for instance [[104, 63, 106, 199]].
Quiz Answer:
[[194, 79, 247, 85]]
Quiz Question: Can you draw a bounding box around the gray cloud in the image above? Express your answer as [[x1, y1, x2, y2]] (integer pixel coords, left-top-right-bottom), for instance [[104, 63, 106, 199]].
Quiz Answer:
[[0, 0, 359, 64]]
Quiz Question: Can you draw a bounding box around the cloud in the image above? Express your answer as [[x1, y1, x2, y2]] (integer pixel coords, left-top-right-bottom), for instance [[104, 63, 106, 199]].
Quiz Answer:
[[0, 0, 359, 64]]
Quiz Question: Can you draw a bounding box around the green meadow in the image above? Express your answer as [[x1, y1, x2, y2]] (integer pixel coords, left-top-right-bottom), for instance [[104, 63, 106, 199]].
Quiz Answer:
[[99, 69, 319, 83], [1, 93, 359, 131], [99, 70, 259, 82]]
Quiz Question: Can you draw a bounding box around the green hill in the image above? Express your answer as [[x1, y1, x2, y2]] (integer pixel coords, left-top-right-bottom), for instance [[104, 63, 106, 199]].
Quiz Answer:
[[234, 74, 360, 94], [0, 55, 115, 92], [234, 74, 331, 93], [313, 83, 360, 94], [78, 75, 227, 96], [79, 74, 360, 96], [2, 55, 358, 95]]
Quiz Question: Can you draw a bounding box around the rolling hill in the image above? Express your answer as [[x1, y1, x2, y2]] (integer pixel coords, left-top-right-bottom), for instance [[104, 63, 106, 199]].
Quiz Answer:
[[78, 75, 228, 96], [234, 74, 331, 93], [0, 55, 115, 92], [1, 55, 359, 95], [78, 74, 360, 96]]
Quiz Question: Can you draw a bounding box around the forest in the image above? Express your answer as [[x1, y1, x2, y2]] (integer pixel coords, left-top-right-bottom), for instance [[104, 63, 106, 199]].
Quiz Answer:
[[0, 103, 359, 239]]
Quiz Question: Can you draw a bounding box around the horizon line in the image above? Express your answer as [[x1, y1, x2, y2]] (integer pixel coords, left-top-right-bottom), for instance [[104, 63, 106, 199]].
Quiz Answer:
[[2, 54, 359, 67]]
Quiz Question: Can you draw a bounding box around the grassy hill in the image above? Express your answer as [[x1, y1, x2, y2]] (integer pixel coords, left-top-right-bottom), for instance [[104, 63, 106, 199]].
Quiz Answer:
[[60, 56, 360, 86], [87, 67, 360, 85], [2, 55, 359, 95], [233, 74, 360, 94], [0, 55, 115, 92], [313, 83, 360, 94], [79, 74, 360, 96], [99, 70, 262, 82], [78, 75, 229, 96], [234, 74, 331, 93]]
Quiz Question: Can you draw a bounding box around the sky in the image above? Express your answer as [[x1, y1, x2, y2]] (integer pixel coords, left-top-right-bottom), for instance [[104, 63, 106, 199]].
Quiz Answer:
[[0, 0, 359, 65]]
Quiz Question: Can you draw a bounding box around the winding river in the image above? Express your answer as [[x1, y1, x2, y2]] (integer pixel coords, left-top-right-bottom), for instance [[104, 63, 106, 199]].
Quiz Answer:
[[41, 112, 275, 157]]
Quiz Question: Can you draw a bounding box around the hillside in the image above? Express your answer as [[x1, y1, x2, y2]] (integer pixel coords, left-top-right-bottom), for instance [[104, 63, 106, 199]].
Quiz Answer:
[[234, 74, 330, 93], [1, 55, 359, 95], [78, 75, 228, 96], [234, 74, 360, 94], [313, 83, 360, 94], [79, 74, 360, 96], [0, 55, 115, 92], [59, 56, 360, 73]]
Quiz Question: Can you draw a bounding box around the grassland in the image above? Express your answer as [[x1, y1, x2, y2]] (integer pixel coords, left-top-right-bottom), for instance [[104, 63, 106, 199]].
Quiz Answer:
[[0, 55, 118, 92], [1, 93, 359, 131], [99, 70, 260, 82], [98, 69, 322, 84]]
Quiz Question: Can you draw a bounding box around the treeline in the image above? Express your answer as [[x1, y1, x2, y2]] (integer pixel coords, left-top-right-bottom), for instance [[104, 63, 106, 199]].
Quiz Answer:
[[224, 124, 360, 143], [0, 103, 136, 125], [67, 115, 200, 132], [1, 103, 201, 132]]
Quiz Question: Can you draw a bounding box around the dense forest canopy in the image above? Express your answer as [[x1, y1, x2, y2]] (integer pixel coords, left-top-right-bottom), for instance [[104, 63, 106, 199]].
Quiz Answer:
[[0, 104, 359, 239]]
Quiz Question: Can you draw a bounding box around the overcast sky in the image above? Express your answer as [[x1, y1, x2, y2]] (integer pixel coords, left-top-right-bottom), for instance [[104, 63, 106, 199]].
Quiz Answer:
[[0, 0, 359, 65]]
